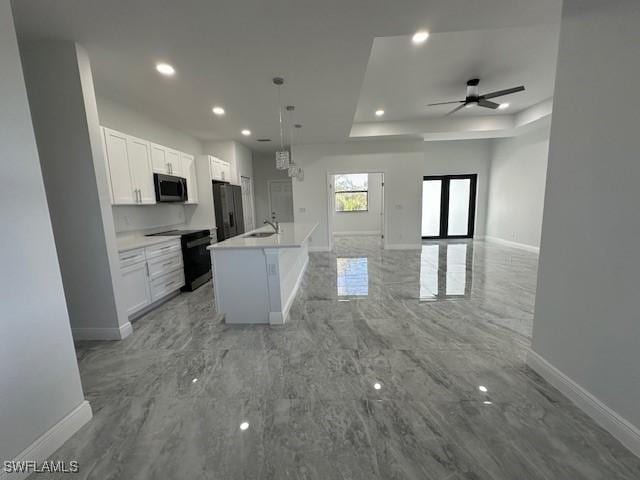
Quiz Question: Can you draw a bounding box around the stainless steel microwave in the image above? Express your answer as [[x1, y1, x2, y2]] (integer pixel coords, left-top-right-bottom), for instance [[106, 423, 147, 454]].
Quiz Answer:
[[153, 173, 188, 202]]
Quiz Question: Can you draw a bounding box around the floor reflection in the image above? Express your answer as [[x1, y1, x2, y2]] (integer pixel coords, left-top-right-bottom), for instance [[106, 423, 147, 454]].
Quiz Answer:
[[336, 257, 369, 297], [420, 241, 473, 301]]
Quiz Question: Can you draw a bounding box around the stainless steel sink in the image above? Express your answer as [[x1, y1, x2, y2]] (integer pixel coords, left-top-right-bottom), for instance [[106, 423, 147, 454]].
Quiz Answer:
[[245, 231, 276, 238]]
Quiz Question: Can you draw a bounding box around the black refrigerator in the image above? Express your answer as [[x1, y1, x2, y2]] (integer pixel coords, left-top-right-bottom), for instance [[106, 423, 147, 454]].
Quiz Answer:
[[212, 181, 244, 241]]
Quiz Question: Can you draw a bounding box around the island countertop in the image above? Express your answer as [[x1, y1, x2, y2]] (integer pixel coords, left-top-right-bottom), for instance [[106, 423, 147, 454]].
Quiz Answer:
[[208, 222, 317, 250]]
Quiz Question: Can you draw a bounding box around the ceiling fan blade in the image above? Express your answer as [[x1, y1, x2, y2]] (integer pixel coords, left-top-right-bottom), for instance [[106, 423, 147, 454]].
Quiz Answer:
[[428, 100, 464, 106], [481, 85, 525, 99], [478, 99, 500, 109], [445, 103, 468, 116]]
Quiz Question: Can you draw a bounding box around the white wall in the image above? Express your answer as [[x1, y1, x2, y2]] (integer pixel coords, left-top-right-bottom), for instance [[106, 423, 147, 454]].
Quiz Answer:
[[531, 0, 640, 452], [486, 123, 550, 249], [0, 0, 89, 460], [97, 96, 203, 154], [292, 139, 491, 250], [20, 40, 130, 340], [252, 152, 292, 226], [333, 172, 383, 235], [96, 96, 204, 233]]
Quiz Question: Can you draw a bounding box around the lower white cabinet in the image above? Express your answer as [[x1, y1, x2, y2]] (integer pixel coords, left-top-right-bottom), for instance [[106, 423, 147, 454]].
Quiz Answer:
[[119, 239, 185, 317], [150, 270, 185, 302], [120, 261, 152, 316]]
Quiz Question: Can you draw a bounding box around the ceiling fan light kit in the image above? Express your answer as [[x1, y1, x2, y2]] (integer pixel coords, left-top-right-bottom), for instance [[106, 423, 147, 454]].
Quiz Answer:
[[428, 78, 525, 115]]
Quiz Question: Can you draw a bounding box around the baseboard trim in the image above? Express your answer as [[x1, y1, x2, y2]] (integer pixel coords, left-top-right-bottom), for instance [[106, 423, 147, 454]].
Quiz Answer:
[[384, 243, 422, 250], [527, 350, 640, 457], [484, 235, 540, 254], [71, 321, 132, 341], [332, 230, 381, 237], [309, 246, 331, 253], [0, 401, 92, 480]]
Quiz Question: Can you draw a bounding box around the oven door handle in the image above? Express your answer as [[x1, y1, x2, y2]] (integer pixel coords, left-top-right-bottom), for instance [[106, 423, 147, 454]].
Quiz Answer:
[[185, 236, 212, 249]]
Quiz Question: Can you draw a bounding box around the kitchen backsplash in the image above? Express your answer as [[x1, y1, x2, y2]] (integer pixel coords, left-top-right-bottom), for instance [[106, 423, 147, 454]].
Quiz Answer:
[[112, 204, 186, 233]]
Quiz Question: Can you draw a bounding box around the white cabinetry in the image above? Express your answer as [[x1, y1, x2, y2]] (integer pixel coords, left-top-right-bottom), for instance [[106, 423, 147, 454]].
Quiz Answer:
[[181, 153, 199, 204], [102, 127, 155, 205], [118, 239, 185, 317], [151, 143, 182, 175], [119, 249, 151, 316], [209, 156, 231, 182]]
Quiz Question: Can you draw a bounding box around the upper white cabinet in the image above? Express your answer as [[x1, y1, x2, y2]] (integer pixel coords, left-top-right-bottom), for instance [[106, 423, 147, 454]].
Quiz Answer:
[[103, 128, 134, 204], [127, 136, 155, 204], [209, 156, 231, 182], [152, 143, 182, 176], [181, 153, 198, 204], [103, 127, 155, 205]]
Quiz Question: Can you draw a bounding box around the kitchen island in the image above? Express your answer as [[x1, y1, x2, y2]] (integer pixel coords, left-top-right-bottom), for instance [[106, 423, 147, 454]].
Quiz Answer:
[[207, 222, 317, 324]]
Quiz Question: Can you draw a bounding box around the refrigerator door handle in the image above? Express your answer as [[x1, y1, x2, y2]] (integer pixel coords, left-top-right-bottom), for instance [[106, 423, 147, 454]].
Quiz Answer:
[[229, 212, 234, 228]]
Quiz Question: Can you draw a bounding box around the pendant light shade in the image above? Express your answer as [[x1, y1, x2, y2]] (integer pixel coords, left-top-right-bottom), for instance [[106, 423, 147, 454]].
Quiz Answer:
[[273, 77, 290, 170]]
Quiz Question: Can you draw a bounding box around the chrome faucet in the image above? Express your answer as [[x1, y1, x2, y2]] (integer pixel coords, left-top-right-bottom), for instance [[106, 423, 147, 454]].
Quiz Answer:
[[264, 214, 279, 233]]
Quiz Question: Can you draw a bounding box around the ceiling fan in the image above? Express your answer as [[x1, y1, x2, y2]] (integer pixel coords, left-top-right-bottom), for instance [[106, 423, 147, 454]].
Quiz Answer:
[[428, 78, 525, 115]]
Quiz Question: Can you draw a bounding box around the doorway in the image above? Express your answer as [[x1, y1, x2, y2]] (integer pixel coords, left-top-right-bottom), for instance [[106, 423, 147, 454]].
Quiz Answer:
[[422, 174, 477, 239], [268, 179, 294, 222]]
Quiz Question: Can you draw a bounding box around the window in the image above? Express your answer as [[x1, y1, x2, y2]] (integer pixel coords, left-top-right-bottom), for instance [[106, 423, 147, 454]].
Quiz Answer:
[[335, 173, 368, 212]]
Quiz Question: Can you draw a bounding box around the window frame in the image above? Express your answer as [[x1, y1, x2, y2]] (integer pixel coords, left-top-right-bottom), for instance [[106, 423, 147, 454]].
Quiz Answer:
[[334, 174, 370, 213]]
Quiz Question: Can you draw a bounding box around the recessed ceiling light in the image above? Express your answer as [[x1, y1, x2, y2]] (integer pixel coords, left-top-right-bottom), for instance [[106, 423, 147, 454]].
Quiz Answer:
[[498, 103, 510, 110], [212, 106, 225, 115], [412, 30, 430, 44], [240, 422, 249, 431], [373, 382, 382, 390], [241, 129, 251, 136], [478, 385, 488, 393], [192, 378, 198, 383], [155, 63, 175, 76], [375, 109, 385, 117]]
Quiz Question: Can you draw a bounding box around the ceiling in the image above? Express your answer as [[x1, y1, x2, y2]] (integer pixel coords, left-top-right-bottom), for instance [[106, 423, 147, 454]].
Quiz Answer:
[[12, 0, 562, 152], [354, 24, 560, 123]]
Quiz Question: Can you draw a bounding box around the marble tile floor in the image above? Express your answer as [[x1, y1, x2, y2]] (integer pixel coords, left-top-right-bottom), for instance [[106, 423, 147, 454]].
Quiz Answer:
[[40, 235, 640, 479]]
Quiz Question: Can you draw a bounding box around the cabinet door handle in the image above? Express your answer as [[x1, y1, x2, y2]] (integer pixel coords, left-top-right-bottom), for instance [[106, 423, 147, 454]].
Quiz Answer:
[[162, 261, 173, 267], [145, 262, 149, 276]]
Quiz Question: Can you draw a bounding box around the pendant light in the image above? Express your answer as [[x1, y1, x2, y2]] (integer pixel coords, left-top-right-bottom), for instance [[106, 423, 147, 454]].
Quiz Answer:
[[286, 105, 304, 181], [273, 77, 290, 170]]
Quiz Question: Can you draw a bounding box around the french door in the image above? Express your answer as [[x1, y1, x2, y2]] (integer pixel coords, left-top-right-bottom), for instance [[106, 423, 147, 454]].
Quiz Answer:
[[422, 174, 477, 239]]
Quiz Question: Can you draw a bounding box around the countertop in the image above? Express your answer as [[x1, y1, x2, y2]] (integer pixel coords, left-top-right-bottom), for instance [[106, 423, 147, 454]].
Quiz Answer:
[[116, 234, 182, 252], [208, 222, 317, 250], [116, 226, 216, 252]]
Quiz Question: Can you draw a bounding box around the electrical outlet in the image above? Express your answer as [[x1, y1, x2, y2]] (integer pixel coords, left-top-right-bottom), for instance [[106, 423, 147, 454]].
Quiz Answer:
[[299, 207, 306, 213], [395, 204, 403, 210]]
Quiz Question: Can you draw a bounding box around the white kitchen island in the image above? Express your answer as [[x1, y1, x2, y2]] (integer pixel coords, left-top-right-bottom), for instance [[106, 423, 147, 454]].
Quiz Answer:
[[207, 222, 317, 324]]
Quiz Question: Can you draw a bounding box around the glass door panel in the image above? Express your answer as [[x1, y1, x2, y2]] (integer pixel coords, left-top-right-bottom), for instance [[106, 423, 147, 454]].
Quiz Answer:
[[421, 179, 442, 237], [447, 179, 471, 236]]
